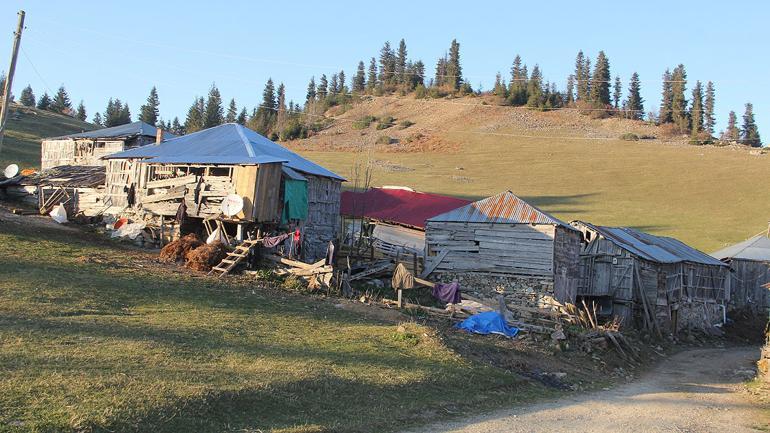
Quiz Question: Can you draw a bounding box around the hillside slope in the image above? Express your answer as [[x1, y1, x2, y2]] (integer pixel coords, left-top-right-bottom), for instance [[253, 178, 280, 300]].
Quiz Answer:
[[0, 104, 93, 169], [286, 96, 770, 252]]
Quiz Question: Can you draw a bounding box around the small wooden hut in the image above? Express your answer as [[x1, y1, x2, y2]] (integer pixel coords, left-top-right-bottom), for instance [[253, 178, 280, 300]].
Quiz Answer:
[[424, 191, 582, 305], [103, 123, 344, 261], [571, 221, 730, 333], [41, 121, 171, 170], [339, 186, 470, 260], [712, 234, 770, 314]]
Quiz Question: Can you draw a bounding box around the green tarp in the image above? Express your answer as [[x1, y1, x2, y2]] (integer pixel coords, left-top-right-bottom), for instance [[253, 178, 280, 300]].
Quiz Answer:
[[281, 178, 308, 224]]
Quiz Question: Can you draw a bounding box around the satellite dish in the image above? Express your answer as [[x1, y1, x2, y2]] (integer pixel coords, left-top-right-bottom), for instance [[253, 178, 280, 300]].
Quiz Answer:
[[3, 164, 18, 178], [220, 194, 244, 217]]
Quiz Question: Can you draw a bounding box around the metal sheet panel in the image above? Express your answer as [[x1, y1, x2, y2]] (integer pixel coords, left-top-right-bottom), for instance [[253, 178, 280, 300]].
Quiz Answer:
[[711, 234, 770, 261], [48, 121, 175, 140]]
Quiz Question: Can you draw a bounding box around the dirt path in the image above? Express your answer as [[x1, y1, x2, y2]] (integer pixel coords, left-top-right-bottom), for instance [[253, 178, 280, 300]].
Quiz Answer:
[[410, 347, 769, 433]]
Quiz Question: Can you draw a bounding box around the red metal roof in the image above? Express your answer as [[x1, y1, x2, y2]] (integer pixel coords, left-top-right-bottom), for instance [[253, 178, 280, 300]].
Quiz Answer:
[[340, 187, 471, 229]]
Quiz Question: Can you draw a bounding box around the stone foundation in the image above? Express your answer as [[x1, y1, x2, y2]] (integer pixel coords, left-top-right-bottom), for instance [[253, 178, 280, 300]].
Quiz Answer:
[[437, 273, 554, 308], [675, 300, 724, 332]]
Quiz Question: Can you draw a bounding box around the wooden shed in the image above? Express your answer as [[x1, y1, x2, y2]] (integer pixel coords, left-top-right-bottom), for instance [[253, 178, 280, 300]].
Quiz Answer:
[[103, 123, 344, 261], [712, 234, 770, 314], [424, 191, 582, 305], [41, 121, 171, 170], [571, 221, 730, 333]]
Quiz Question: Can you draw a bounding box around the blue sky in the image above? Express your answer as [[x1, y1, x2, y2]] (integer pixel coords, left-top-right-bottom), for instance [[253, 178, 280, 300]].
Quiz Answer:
[[0, 0, 766, 136]]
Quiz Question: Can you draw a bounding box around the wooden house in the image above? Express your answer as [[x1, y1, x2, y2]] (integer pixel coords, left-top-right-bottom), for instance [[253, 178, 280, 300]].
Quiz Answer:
[[339, 186, 470, 260], [712, 234, 770, 314], [571, 221, 730, 333], [103, 123, 344, 261], [41, 121, 171, 170], [424, 191, 582, 305]]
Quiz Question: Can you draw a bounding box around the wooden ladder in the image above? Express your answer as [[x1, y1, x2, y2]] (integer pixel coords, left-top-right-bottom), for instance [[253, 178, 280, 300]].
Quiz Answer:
[[208, 238, 261, 277]]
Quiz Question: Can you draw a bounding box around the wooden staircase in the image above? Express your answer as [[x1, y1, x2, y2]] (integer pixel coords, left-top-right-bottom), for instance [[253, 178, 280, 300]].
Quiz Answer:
[[208, 238, 262, 277]]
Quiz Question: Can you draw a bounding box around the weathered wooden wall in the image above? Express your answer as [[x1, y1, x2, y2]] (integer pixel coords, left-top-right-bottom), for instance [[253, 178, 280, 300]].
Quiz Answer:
[[1, 185, 107, 217], [553, 226, 582, 303], [425, 222, 556, 277], [42, 139, 126, 170], [726, 259, 770, 313], [302, 175, 341, 262]]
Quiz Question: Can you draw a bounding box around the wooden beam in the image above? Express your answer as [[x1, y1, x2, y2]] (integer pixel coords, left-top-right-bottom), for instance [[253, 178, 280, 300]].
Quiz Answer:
[[145, 174, 197, 189], [420, 249, 448, 278]]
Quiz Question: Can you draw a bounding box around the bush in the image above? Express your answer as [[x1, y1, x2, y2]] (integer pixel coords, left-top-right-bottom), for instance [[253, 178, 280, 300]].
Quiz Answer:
[[620, 133, 639, 141], [414, 84, 428, 99], [279, 122, 308, 141], [376, 116, 395, 130], [398, 120, 415, 129], [638, 134, 656, 140], [376, 135, 395, 145], [352, 115, 377, 130]]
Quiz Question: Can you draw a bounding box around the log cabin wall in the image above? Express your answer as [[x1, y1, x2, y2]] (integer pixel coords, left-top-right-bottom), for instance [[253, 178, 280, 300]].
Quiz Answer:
[[725, 259, 770, 313], [41, 139, 126, 170], [553, 226, 582, 304], [302, 175, 341, 262]]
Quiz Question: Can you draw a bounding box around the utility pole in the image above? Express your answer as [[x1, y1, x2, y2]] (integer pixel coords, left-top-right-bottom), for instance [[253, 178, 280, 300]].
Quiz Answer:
[[0, 10, 26, 154]]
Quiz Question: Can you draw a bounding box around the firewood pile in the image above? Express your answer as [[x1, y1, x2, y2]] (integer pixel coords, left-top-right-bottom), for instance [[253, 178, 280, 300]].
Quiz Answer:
[[260, 254, 334, 290]]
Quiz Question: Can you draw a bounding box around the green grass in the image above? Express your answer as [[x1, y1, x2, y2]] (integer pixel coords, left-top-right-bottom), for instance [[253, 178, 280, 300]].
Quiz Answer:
[[298, 126, 770, 252], [0, 104, 93, 169], [0, 220, 544, 432]]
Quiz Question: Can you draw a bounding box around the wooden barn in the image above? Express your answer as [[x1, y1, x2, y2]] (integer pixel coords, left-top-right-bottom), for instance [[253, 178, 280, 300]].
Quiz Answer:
[[41, 121, 171, 170], [339, 186, 470, 259], [712, 234, 770, 314], [571, 221, 730, 333], [103, 123, 344, 261], [424, 191, 582, 305]]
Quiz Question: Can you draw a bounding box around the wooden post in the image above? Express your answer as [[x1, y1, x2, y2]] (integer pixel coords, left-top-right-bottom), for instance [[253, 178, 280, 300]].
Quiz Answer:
[[413, 252, 418, 275], [397, 289, 403, 308], [159, 215, 165, 247], [0, 10, 25, 151]]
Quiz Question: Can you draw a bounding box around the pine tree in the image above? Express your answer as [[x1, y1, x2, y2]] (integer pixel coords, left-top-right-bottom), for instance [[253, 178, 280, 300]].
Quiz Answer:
[[446, 39, 463, 91], [338, 70, 346, 95], [378, 41, 396, 86], [276, 82, 287, 131], [305, 77, 316, 106], [575, 51, 590, 102], [139, 86, 160, 126], [724, 111, 739, 141], [396, 39, 407, 85], [353, 61, 366, 92], [329, 73, 339, 96], [434, 56, 448, 88], [670, 64, 688, 132], [119, 103, 131, 124], [659, 69, 673, 124], [203, 83, 224, 128], [492, 72, 507, 97], [612, 75, 621, 110], [565, 74, 575, 104], [508, 55, 528, 106], [411, 60, 425, 89], [589, 51, 611, 106], [76, 101, 87, 121], [690, 81, 704, 137], [92, 112, 103, 127], [366, 58, 377, 92], [51, 85, 72, 114], [526, 65, 543, 108], [250, 78, 277, 135], [19, 85, 34, 107], [226, 98, 238, 123], [184, 97, 205, 133], [704, 81, 715, 135], [171, 117, 183, 135], [741, 103, 761, 147], [237, 107, 247, 125], [625, 72, 644, 120], [317, 75, 328, 101], [103, 98, 117, 126]]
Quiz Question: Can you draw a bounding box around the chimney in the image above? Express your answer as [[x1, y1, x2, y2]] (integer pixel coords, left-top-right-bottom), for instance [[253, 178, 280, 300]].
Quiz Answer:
[[156, 128, 163, 144]]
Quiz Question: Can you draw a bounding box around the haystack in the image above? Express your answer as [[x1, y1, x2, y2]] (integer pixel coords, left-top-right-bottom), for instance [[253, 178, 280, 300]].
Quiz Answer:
[[159, 233, 204, 263], [185, 241, 228, 272]]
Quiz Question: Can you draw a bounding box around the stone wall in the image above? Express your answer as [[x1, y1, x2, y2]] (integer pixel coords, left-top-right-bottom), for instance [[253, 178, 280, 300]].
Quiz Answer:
[[675, 300, 724, 332], [760, 328, 770, 382], [437, 272, 554, 308]]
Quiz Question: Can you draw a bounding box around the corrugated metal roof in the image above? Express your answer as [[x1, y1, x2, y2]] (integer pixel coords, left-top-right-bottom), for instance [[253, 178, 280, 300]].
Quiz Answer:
[[48, 121, 174, 140], [711, 234, 770, 261], [104, 123, 345, 181], [282, 166, 308, 181], [574, 221, 726, 267], [427, 190, 573, 228]]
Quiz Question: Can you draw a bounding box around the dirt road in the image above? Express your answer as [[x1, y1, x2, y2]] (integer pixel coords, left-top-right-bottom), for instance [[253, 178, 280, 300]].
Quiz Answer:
[[411, 347, 768, 433]]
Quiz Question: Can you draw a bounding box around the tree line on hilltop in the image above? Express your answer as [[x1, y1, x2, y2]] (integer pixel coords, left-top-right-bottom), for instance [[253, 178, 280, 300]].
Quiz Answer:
[[4, 38, 760, 147]]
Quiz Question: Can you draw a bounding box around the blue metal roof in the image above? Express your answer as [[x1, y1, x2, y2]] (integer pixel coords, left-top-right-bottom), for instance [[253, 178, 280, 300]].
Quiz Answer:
[[574, 221, 726, 267], [427, 190, 574, 228], [105, 123, 345, 181], [48, 121, 174, 140]]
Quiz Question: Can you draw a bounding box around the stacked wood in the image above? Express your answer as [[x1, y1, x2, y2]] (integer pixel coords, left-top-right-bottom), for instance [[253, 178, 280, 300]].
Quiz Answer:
[[260, 254, 334, 289], [140, 174, 234, 218]]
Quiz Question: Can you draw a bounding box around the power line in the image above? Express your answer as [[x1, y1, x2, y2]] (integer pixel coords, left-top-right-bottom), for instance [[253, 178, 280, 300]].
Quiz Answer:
[[20, 46, 54, 95]]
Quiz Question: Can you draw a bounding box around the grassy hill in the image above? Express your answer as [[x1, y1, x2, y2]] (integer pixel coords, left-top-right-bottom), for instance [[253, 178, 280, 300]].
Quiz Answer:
[[286, 95, 770, 252], [0, 104, 93, 169]]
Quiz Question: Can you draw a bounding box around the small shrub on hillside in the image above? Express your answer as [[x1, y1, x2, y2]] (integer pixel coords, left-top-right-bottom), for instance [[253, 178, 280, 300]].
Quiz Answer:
[[639, 134, 656, 140], [352, 115, 378, 129], [620, 133, 639, 141], [398, 120, 415, 129], [279, 122, 308, 141], [376, 116, 395, 130], [376, 135, 395, 145], [404, 133, 424, 144], [414, 84, 428, 99]]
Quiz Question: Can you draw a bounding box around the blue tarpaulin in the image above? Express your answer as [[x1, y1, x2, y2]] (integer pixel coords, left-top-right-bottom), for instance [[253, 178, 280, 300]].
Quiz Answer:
[[456, 311, 519, 338]]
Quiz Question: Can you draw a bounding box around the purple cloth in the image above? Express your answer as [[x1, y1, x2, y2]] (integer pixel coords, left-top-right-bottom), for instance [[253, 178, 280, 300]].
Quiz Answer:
[[432, 281, 461, 304], [262, 233, 289, 248]]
